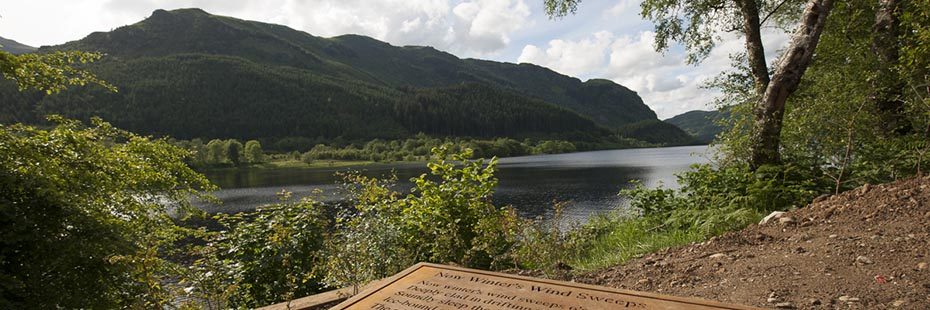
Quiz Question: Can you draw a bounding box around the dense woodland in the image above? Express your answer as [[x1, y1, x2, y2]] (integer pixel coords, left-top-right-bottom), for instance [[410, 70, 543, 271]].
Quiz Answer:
[[664, 109, 728, 144], [1, 0, 929, 309], [0, 8, 694, 147]]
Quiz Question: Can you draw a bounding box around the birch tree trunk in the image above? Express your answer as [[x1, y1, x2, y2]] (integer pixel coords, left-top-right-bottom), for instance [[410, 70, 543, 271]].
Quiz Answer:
[[737, 0, 771, 95], [749, 0, 836, 169]]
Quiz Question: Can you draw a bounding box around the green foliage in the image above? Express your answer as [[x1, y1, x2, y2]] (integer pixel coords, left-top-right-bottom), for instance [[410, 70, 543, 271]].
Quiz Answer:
[[201, 192, 328, 308], [715, 0, 930, 190], [0, 50, 115, 94], [522, 163, 821, 275], [0, 8, 671, 145], [322, 173, 413, 289], [322, 145, 522, 288], [511, 202, 593, 277], [543, 0, 581, 19], [188, 145, 521, 306], [244, 140, 264, 163], [617, 120, 697, 145], [639, 0, 802, 64], [533, 140, 576, 154], [664, 110, 728, 144], [899, 0, 930, 81], [0, 117, 214, 308], [225, 139, 243, 166], [405, 146, 515, 267], [206, 139, 226, 164], [621, 164, 820, 233]]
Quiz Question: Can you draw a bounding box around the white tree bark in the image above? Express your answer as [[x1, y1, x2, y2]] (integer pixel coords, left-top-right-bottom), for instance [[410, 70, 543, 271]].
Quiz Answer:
[[749, 0, 836, 168]]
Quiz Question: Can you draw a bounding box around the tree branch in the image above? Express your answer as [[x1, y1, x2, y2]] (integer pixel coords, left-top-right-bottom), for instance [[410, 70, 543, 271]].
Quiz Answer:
[[760, 0, 793, 26]]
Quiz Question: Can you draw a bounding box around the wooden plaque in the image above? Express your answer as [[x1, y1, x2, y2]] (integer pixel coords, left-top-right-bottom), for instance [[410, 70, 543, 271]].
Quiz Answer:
[[331, 263, 760, 310]]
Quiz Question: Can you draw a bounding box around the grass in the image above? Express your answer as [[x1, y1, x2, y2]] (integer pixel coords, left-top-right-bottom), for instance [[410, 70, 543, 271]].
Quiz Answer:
[[522, 207, 765, 275], [566, 216, 707, 271]]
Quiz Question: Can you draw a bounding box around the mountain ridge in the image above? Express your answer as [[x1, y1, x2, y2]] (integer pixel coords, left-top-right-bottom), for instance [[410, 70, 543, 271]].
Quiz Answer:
[[0, 36, 36, 54], [664, 110, 726, 144], [2, 8, 694, 148]]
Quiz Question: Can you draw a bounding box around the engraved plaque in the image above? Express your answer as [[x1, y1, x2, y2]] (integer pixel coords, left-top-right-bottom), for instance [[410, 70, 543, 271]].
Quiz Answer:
[[331, 263, 760, 310]]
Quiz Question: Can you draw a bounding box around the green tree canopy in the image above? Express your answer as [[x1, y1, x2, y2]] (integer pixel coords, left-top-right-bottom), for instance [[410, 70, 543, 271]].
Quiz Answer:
[[0, 50, 115, 94], [0, 117, 214, 308], [226, 139, 243, 166], [244, 140, 264, 163]]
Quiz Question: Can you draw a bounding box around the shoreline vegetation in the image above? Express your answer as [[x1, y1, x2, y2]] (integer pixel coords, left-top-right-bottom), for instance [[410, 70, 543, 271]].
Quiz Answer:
[[176, 134, 685, 172], [3, 0, 930, 308]]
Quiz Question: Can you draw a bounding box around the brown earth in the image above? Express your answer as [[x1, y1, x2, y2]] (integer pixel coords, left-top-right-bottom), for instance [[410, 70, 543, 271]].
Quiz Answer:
[[573, 176, 930, 309]]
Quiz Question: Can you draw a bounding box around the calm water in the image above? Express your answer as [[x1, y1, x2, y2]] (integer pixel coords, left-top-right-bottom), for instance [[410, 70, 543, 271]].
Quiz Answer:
[[199, 145, 710, 222]]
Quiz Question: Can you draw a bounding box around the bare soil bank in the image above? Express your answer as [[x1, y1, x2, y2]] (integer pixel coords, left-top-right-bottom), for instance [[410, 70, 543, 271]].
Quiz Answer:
[[575, 176, 930, 309]]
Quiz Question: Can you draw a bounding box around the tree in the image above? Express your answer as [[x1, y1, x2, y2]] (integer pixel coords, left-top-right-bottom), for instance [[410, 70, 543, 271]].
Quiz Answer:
[[545, 0, 835, 169], [0, 50, 115, 94], [0, 117, 214, 308], [870, 0, 910, 136], [244, 140, 264, 163], [226, 139, 244, 166], [206, 139, 226, 164], [748, 0, 835, 168]]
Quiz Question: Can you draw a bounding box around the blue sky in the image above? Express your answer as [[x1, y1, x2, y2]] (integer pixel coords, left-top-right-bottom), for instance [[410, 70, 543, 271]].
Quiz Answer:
[[0, 0, 790, 118]]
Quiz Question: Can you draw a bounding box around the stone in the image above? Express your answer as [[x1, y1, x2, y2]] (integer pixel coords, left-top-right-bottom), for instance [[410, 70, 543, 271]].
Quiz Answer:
[[917, 262, 928, 271], [766, 292, 778, 302], [892, 299, 906, 307], [856, 255, 873, 265], [828, 234, 838, 238], [778, 216, 797, 225], [709, 253, 729, 259], [760, 211, 787, 225], [838, 296, 860, 302], [774, 302, 794, 308]]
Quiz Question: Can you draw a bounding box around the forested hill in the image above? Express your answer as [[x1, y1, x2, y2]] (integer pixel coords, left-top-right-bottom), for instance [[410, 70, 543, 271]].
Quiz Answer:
[[0, 8, 693, 146], [664, 110, 727, 144], [0, 36, 36, 54]]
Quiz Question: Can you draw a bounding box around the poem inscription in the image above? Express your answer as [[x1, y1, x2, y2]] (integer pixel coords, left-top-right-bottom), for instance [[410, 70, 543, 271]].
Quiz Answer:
[[332, 263, 759, 310]]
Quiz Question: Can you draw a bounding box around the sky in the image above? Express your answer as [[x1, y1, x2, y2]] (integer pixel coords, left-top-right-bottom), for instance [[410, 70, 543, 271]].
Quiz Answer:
[[0, 0, 791, 119]]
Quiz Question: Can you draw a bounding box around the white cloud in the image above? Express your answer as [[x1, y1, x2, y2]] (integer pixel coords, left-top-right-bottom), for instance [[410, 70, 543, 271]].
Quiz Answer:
[[517, 28, 792, 119], [605, 0, 639, 17], [96, 0, 531, 57], [1, 0, 797, 118], [517, 31, 613, 77], [451, 0, 531, 54]]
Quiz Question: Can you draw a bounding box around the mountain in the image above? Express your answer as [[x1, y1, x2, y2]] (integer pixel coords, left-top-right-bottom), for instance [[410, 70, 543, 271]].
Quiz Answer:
[[664, 110, 727, 144], [0, 36, 36, 54], [1, 8, 688, 148], [618, 120, 697, 145]]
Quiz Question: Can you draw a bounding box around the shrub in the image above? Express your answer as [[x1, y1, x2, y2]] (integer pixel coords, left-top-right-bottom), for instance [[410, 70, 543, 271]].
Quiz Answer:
[[193, 192, 328, 309], [0, 117, 214, 308]]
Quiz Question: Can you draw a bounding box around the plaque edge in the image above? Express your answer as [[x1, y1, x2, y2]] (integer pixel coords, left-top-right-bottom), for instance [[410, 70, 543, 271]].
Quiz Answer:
[[330, 262, 763, 310]]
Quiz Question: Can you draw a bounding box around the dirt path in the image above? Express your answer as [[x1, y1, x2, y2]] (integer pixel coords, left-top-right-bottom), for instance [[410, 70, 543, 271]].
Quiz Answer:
[[574, 176, 930, 309]]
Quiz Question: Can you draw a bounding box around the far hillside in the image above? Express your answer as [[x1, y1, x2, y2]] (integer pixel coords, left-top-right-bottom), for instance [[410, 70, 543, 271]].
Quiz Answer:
[[0, 36, 36, 54], [664, 110, 727, 144], [0, 8, 696, 150]]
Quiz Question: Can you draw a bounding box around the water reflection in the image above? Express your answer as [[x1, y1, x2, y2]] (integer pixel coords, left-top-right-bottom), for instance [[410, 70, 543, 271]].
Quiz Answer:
[[199, 145, 710, 222]]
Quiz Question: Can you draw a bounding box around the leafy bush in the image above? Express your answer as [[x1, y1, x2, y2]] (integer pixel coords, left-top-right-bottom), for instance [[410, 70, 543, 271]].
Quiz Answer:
[[208, 192, 328, 308], [624, 163, 821, 233], [0, 117, 214, 308], [322, 145, 521, 288], [189, 144, 522, 305]]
